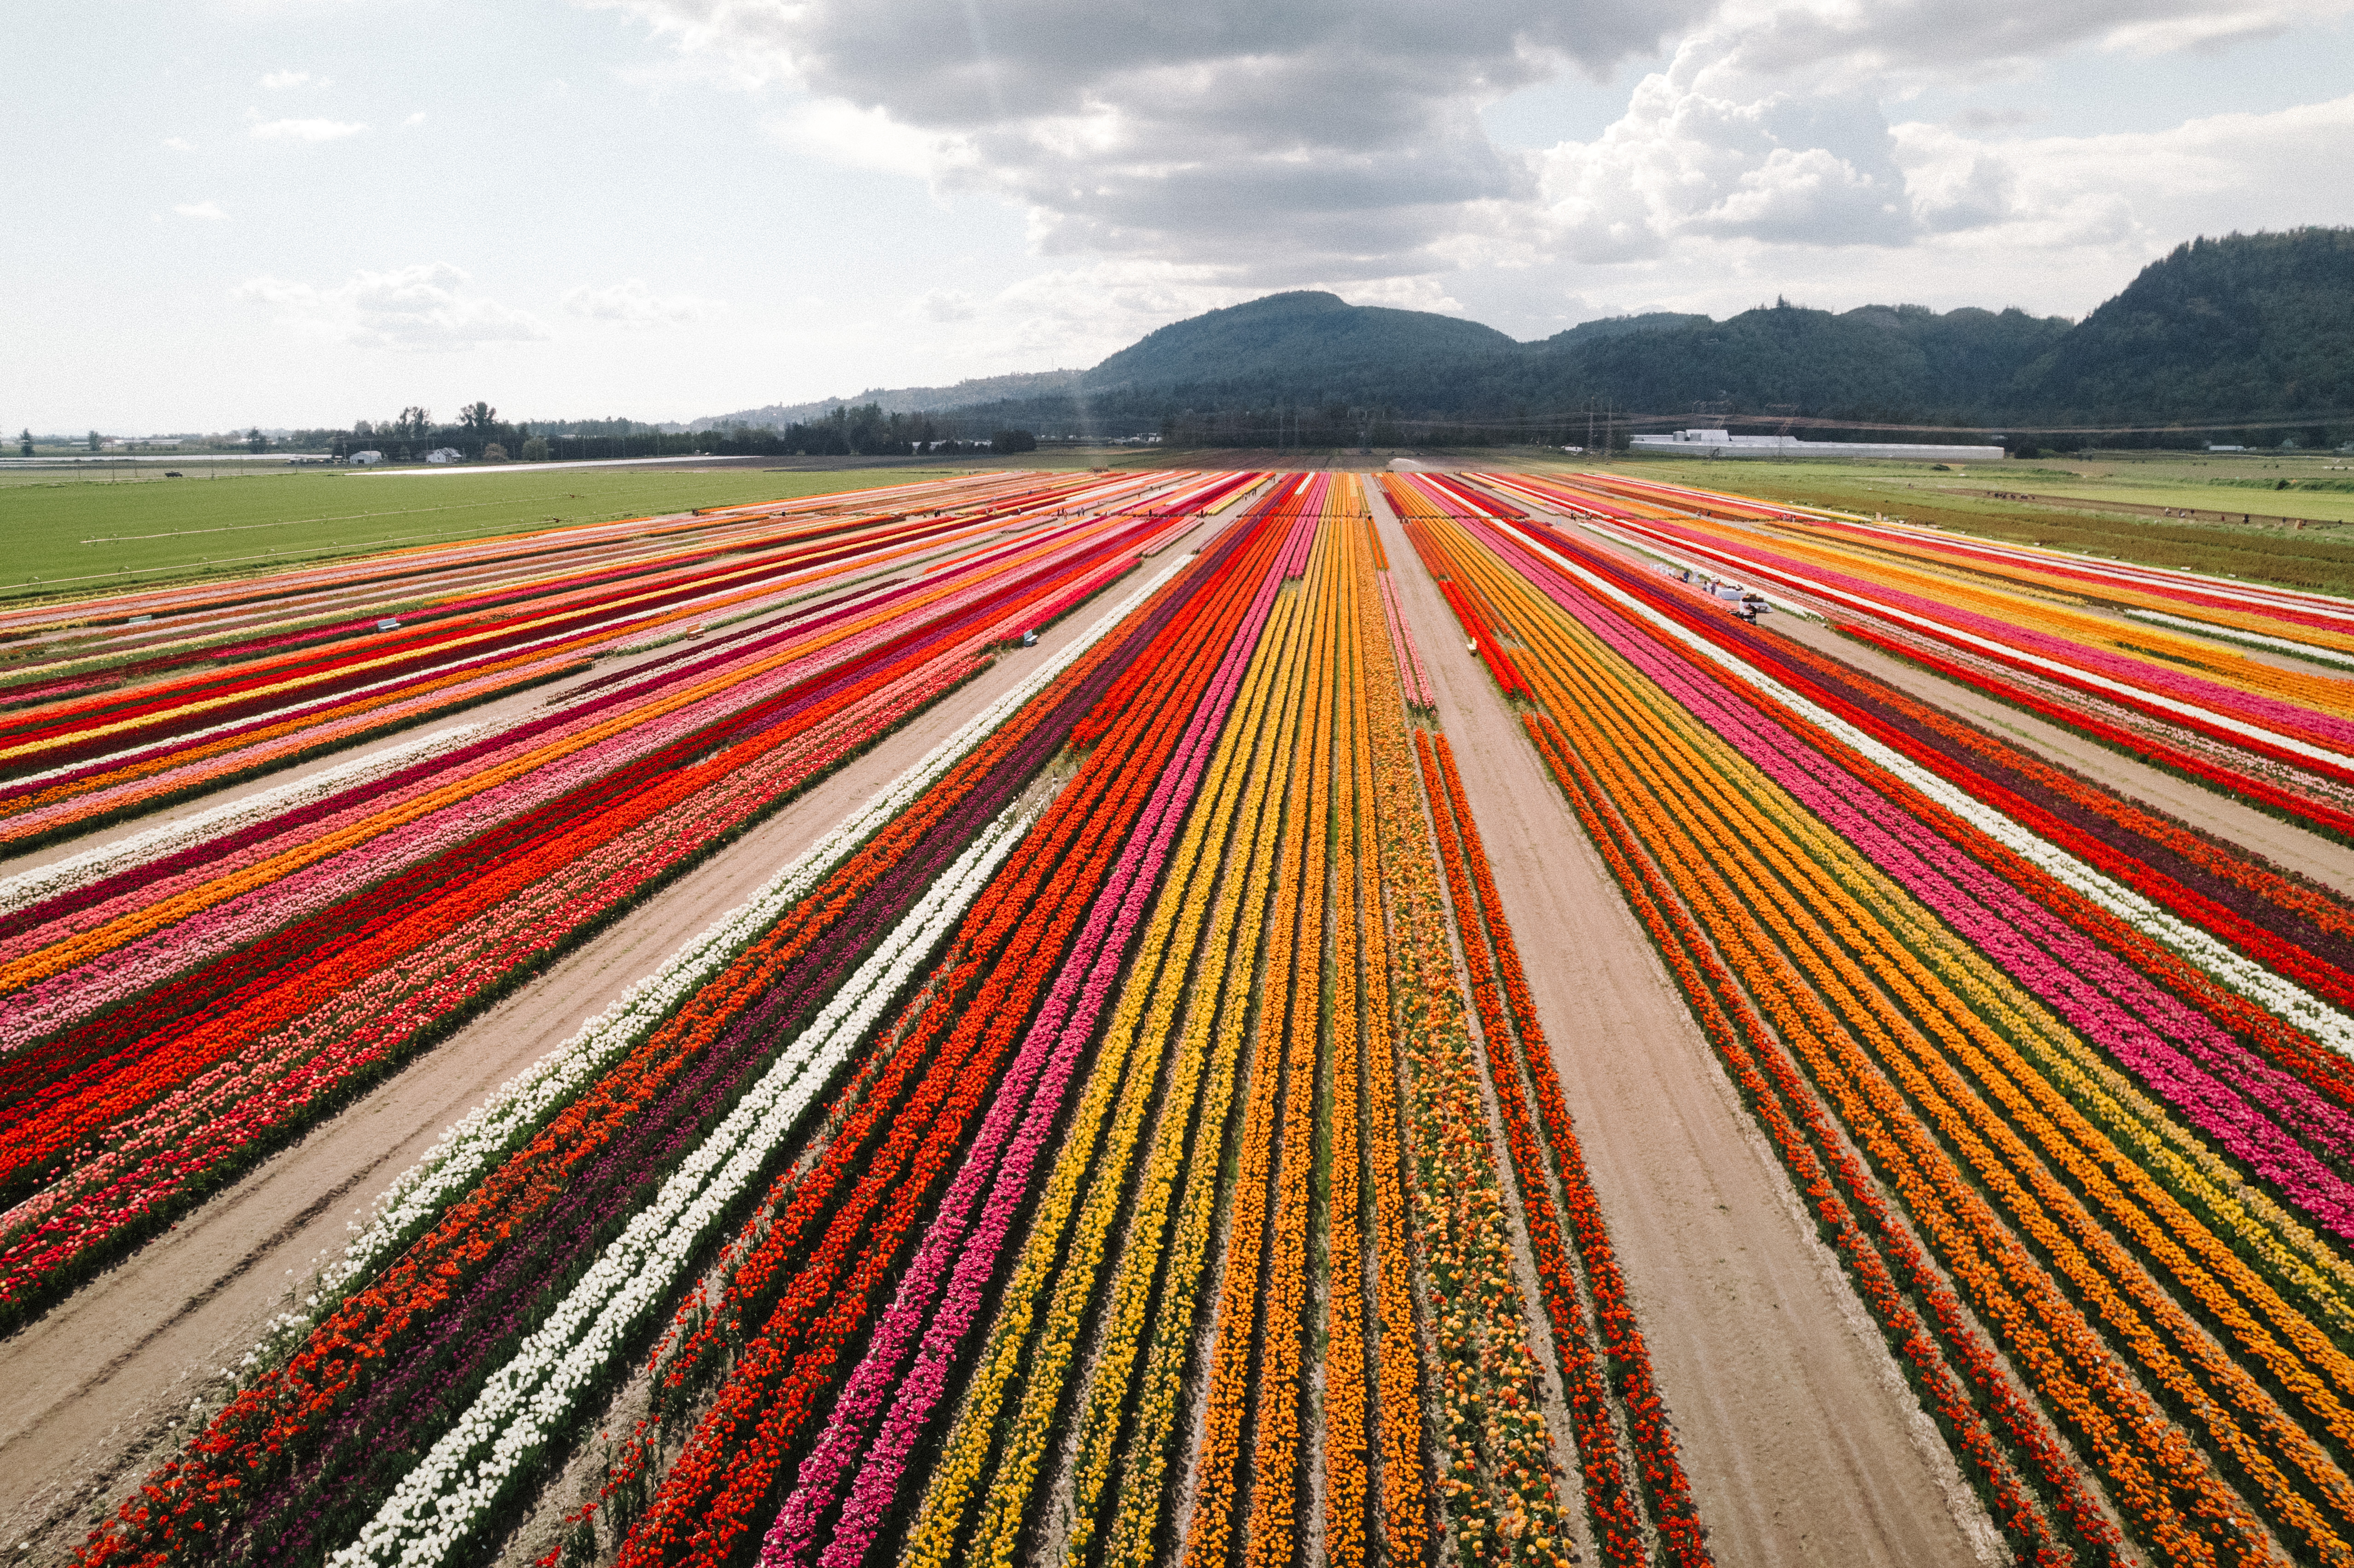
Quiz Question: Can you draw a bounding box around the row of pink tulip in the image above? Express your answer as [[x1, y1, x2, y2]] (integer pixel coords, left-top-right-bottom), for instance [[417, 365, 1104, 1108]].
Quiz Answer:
[[757, 544, 1278, 1568]]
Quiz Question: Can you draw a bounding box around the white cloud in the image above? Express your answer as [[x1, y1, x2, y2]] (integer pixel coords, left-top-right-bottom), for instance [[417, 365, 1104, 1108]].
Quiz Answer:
[[260, 69, 327, 89], [561, 278, 722, 327], [908, 289, 979, 324], [249, 116, 367, 142], [402, 111, 427, 127], [162, 136, 197, 152], [769, 99, 951, 179], [531, 0, 2354, 384], [1697, 0, 2348, 87], [606, 0, 2354, 298], [240, 263, 552, 350], [1525, 0, 2354, 269], [1501, 89, 2354, 328], [1899, 92, 2354, 252], [982, 263, 1249, 363], [893, 260, 1473, 370], [1338, 277, 1473, 315], [174, 201, 229, 220], [607, 0, 1717, 281]]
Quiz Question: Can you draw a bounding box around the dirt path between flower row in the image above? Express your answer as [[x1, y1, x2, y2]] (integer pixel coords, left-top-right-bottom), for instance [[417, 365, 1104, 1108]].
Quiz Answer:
[[1762, 612, 2354, 898], [1370, 492, 1996, 1568], [0, 522, 1225, 1564], [1511, 504, 2354, 897]]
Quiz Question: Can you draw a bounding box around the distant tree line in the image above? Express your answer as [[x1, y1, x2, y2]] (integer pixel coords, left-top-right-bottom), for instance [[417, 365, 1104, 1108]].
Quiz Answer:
[[914, 232, 2354, 452], [283, 404, 534, 462], [275, 401, 1039, 463], [1160, 401, 1639, 451], [709, 404, 1038, 456]]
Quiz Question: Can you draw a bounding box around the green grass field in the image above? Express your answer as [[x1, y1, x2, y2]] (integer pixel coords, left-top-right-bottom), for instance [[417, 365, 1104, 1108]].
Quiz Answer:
[[1556, 453, 2354, 598], [1933, 475, 2354, 525], [17, 445, 2354, 613], [0, 464, 1000, 605]]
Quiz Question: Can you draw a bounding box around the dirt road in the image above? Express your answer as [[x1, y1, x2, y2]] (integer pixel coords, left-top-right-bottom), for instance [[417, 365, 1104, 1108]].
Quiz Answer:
[[1371, 492, 1994, 1567]]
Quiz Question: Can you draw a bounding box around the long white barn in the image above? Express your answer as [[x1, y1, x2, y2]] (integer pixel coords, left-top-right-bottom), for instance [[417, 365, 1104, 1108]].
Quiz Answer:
[[1629, 428, 2006, 461]]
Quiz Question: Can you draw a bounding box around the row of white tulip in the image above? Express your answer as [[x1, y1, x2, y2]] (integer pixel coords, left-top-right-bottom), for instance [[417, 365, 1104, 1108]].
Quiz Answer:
[[0, 724, 482, 914], [312, 553, 1187, 1303], [4, 547, 875, 795], [2124, 607, 2354, 672], [329, 800, 1032, 1568], [1519, 525, 2354, 1057]]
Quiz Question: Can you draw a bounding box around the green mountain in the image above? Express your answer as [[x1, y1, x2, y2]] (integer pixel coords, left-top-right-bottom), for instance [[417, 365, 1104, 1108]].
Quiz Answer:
[[704, 228, 2353, 443], [2013, 228, 2354, 421], [1084, 291, 1519, 394], [1525, 301, 2072, 423], [943, 289, 2078, 437]]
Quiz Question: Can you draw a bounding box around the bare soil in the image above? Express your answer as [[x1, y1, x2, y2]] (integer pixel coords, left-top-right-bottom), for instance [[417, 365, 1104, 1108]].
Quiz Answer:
[[1371, 494, 1997, 1567]]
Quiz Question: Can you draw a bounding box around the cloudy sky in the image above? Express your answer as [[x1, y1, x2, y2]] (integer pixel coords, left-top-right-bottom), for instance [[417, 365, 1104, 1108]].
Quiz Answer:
[[8, 0, 2351, 433]]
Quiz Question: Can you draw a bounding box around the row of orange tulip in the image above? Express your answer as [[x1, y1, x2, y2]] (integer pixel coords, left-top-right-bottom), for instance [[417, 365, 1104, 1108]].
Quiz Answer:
[[1078, 550, 1308, 1568], [1345, 533, 1437, 1568], [900, 508, 1307, 1568], [1415, 501, 2353, 1565], [1363, 562, 1573, 1564], [1451, 504, 2354, 1525], [1417, 726, 1716, 1566], [1395, 498, 2122, 1561], [1184, 516, 1345, 1568]]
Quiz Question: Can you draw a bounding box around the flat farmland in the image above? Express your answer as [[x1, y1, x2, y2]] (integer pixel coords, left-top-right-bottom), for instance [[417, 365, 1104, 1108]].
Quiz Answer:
[[0, 465, 989, 602], [6, 460, 2354, 1568]]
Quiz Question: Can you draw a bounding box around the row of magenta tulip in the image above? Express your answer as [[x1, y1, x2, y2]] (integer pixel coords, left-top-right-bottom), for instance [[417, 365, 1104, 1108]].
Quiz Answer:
[[1, 517, 1131, 1037], [893, 515, 1297, 1568], [1428, 522, 2157, 1565], [1502, 468, 2354, 748], [0, 471, 1161, 858], [0, 468, 1041, 719], [1406, 486, 2354, 1564], [532, 509, 1291, 1568], [1506, 525, 2354, 1233], [71, 515, 1223, 1567], [1469, 508, 2354, 1255], [0, 474, 1130, 777], [1486, 472, 2354, 837], [754, 514, 1276, 1568], [75, 487, 1698, 1568], [1, 505, 1182, 1331], [1067, 510, 1340, 1568]]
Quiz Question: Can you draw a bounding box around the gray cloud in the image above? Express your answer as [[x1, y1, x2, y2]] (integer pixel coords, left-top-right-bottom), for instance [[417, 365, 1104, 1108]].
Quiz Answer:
[[611, 0, 2352, 295], [610, 0, 1716, 278], [1725, 0, 2324, 81]]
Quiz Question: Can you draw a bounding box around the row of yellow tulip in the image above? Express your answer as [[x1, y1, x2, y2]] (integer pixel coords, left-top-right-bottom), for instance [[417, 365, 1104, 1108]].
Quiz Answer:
[[1362, 562, 1576, 1562], [1351, 550, 1438, 1568], [1185, 517, 1344, 1568], [1415, 503, 2354, 1564], [1075, 540, 1312, 1568], [897, 501, 1311, 1568]]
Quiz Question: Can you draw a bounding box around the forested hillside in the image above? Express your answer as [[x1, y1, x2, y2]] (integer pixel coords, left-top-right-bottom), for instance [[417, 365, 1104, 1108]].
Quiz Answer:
[[2014, 229, 2354, 421], [697, 228, 2354, 444]]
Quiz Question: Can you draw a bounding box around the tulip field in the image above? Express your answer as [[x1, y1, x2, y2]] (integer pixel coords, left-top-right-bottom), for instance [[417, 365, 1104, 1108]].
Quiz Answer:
[[12, 454, 2354, 1568], [1390, 465, 2354, 1567]]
